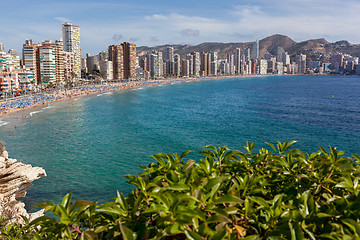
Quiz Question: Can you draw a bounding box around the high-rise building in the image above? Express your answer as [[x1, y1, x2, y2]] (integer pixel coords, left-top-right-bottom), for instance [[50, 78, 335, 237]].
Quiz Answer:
[[122, 42, 137, 79], [235, 48, 241, 74], [174, 54, 181, 77], [296, 54, 307, 74], [166, 47, 175, 76], [210, 52, 218, 76], [39, 45, 56, 83], [252, 40, 259, 60], [191, 51, 200, 77], [86, 54, 100, 72], [167, 47, 174, 62], [282, 52, 290, 66], [0, 43, 4, 52], [330, 54, 344, 72], [22, 39, 39, 73], [0, 51, 7, 70], [259, 59, 268, 75], [244, 48, 251, 62], [158, 51, 163, 77], [186, 54, 194, 76], [62, 22, 81, 78], [42, 40, 64, 83], [227, 54, 235, 75], [146, 53, 159, 78], [166, 60, 174, 75], [181, 59, 189, 77], [108, 45, 124, 80], [201, 52, 210, 76], [100, 59, 113, 80], [63, 52, 75, 81], [276, 47, 285, 63], [145, 50, 163, 78], [276, 62, 284, 74], [267, 57, 276, 73]]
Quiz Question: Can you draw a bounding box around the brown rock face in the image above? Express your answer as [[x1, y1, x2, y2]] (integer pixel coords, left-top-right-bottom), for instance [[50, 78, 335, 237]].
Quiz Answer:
[[0, 147, 46, 225]]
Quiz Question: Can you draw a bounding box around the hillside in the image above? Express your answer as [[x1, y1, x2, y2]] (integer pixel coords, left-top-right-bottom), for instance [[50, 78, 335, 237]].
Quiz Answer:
[[259, 34, 296, 57], [137, 34, 360, 59]]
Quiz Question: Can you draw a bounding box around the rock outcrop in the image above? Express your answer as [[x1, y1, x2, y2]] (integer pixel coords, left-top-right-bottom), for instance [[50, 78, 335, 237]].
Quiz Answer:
[[0, 144, 46, 225]]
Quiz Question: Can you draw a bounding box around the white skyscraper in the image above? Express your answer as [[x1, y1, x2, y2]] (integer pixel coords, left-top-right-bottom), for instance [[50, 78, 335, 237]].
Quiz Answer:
[[252, 40, 259, 60], [191, 51, 200, 77], [62, 22, 81, 78]]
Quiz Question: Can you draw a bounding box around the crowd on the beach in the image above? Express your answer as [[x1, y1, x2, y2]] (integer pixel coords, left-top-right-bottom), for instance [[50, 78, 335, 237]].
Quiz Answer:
[[0, 78, 192, 115]]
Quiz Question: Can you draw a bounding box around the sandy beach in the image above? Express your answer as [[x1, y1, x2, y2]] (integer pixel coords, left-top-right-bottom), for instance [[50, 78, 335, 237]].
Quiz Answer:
[[0, 75, 255, 118]]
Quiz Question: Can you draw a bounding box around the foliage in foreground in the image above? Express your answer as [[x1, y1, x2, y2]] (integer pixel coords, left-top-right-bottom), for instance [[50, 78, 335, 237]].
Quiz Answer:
[[2, 141, 360, 239]]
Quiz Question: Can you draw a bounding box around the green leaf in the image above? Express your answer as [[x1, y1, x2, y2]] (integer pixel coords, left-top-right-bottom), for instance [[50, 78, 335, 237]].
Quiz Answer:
[[315, 213, 332, 218], [342, 219, 360, 235], [210, 229, 227, 240], [120, 224, 135, 240], [250, 196, 269, 208], [80, 230, 98, 240], [181, 150, 194, 159], [61, 192, 72, 209], [167, 183, 191, 191], [185, 230, 203, 240], [204, 176, 229, 190], [115, 191, 128, 212], [214, 195, 243, 204], [35, 202, 56, 211], [266, 142, 276, 152], [243, 235, 261, 240], [335, 181, 352, 189], [184, 159, 196, 172]]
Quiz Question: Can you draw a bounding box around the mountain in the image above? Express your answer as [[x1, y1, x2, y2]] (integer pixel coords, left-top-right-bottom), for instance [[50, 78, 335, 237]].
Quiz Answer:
[[137, 34, 360, 59], [259, 34, 296, 56]]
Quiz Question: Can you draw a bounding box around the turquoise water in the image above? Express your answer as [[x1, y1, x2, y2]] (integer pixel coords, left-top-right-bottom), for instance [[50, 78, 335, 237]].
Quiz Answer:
[[1, 75, 360, 210]]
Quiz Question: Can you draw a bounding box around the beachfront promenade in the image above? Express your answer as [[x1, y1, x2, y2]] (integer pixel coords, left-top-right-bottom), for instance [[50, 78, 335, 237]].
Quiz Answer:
[[0, 78, 184, 116]]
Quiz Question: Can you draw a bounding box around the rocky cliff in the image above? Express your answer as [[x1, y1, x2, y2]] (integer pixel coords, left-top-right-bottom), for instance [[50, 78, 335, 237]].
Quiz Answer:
[[0, 145, 46, 224]]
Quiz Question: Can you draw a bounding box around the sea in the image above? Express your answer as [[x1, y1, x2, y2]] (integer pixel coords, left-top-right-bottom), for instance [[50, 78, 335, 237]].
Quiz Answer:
[[1, 74, 360, 211]]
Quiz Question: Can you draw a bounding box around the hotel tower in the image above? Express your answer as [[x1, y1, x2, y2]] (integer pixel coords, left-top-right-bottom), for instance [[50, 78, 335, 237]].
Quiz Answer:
[[62, 22, 81, 78]]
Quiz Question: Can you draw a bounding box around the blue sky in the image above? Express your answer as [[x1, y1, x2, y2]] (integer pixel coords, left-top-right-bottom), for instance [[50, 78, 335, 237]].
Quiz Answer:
[[2, 0, 360, 56]]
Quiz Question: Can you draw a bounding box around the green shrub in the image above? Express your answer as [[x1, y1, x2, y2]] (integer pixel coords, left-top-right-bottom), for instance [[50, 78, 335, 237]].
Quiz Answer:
[[2, 141, 360, 239]]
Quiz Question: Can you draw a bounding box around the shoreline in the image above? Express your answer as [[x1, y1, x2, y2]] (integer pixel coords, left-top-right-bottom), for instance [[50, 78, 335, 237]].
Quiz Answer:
[[0, 74, 283, 118]]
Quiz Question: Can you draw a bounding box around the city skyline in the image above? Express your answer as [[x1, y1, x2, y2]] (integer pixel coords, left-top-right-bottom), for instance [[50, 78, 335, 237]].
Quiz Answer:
[[2, 0, 360, 56]]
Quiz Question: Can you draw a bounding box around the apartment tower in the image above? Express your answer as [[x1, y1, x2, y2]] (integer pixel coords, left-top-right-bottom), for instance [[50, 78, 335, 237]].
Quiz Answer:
[[122, 42, 137, 79], [252, 40, 259, 60], [108, 45, 124, 80], [62, 22, 81, 78]]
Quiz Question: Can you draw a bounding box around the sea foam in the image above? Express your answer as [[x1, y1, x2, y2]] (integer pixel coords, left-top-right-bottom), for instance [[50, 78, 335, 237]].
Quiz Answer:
[[0, 120, 9, 127], [30, 110, 43, 116]]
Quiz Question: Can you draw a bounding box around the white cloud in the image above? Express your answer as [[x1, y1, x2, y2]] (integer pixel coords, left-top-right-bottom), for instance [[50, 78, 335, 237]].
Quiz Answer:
[[2, 0, 360, 56], [145, 14, 168, 20], [181, 29, 200, 37], [228, 1, 360, 43]]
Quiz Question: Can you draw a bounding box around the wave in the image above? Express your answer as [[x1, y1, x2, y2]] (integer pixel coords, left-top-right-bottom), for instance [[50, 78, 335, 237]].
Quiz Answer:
[[97, 92, 112, 96], [0, 120, 9, 127], [30, 110, 43, 116], [42, 104, 53, 110]]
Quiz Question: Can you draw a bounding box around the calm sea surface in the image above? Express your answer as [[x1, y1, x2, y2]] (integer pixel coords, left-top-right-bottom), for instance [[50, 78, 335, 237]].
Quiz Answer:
[[1, 75, 360, 210]]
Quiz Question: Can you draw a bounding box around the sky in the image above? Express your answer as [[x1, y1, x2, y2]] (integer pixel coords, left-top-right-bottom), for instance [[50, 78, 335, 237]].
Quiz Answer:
[[1, 0, 360, 56]]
